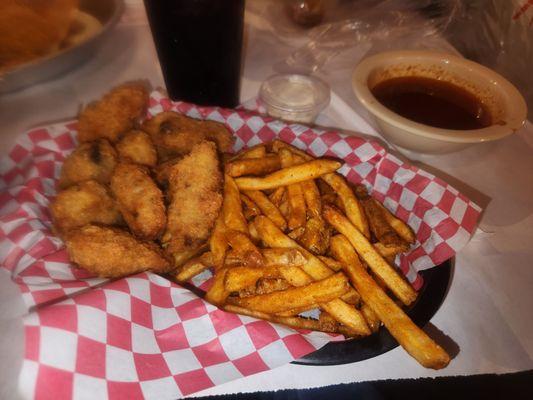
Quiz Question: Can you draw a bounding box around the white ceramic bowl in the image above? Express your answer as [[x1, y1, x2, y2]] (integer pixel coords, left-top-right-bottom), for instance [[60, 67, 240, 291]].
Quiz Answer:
[[352, 50, 527, 154]]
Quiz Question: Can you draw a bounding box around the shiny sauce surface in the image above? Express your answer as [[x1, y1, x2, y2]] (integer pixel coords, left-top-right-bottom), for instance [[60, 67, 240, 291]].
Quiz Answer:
[[371, 76, 491, 130]]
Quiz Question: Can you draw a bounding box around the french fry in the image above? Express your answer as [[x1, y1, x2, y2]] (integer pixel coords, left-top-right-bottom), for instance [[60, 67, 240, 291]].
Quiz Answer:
[[340, 288, 361, 305], [287, 226, 305, 240], [229, 144, 266, 161], [225, 230, 264, 267], [320, 173, 370, 239], [374, 242, 406, 259], [234, 159, 342, 191], [323, 205, 417, 306], [272, 140, 314, 161], [253, 215, 333, 280], [279, 148, 306, 229], [224, 304, 327, 332], [223, 174, 248, 234], [329, 235, 450, 369], [205, 268, 229, 306], [360, 196, 408, 249], [225, 247, 306, 268], [268, 186, 285, 207], [318, 256, 343, 271], [244, 190, 287, 231], [256, 277, 291, 294], [253, 216, 370, 334], [210, 213, 227, 270], [374, 200, 416, 244], [241, 193, 261, 220], [225, 154, 281, 177], [301, 179, 322, 218], [299, 217, 330, 255], [278, 265, 314, 287], [248, 221, 260, 242], [279, 197, 290, 219], [175, 252, 213, 282], [228, 272, 350, 314], [360, 302, 381, 333], [225, 265, 282, 292]]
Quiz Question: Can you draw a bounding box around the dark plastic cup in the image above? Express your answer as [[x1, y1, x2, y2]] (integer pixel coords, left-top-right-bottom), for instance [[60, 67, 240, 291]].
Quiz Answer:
[[144, 0, 245, 108]]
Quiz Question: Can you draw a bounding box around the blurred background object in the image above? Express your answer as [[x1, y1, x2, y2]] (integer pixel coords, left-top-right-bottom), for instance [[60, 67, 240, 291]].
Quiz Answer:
[[0, 0, 123, 94]]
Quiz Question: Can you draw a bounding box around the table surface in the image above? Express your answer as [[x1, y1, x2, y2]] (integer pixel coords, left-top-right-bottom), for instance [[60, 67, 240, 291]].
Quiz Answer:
[[1, 1, 532, 399]]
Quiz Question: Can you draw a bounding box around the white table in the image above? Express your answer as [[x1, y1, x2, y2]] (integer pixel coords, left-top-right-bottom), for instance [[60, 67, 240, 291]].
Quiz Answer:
[[1, 2, 532, 399]]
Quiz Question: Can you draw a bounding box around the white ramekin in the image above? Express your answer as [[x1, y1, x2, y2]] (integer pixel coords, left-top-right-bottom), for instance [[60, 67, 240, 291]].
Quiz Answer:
[[352, 50, 527, 154]]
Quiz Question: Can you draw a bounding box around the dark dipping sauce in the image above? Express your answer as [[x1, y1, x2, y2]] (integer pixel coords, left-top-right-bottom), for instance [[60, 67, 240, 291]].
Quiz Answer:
[[371, 76, 492, 130]]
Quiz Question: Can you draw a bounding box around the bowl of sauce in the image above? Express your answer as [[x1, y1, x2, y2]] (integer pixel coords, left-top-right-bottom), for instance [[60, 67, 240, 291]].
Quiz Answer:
[[352, 51, 527, 154]]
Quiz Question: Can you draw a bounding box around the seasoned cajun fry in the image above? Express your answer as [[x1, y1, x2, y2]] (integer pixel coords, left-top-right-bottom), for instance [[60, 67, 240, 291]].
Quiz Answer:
[[360, 196, 407, 249], [323, 205, 417, 306], [225, 265, 282, 292], [234, 159, 342, 191], [279, 148, 307, 229], [230, 144, 267, 161], [268, 186, 286, 207], [224, 304, 329, 332], [253, 216, 370, 334], [225, 230, 264, 267], [318, 256, 343, 271], [360, 302, 381, 333], [175, 252, 213, 282], [330, 235, 450, 369], [299, 217, 330, 255], [228, 272, 350, 314], [226, 154, 281, 177], [223, 174, 248, 234], [225, 247, 306, 268], [321, 173, 370, 239], [244, 190, 287, 231], [374, 200, 416, 244], [374, 242, 406, 259], [210, 213, 227, 270], [205, 268, 230, 306], [272, 140, 314, 161], [241, 193, 261, 220], [301, 179, 322, 218], [256, 278, 291, 294]]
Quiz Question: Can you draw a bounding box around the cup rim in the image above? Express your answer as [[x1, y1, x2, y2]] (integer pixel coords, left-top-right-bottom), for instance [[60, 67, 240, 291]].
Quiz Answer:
[[352, 50, 527, 144]]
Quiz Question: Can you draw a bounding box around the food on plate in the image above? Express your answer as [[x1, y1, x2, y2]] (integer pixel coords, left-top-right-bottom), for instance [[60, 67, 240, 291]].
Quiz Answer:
[[78, 83, 149, 143], [110, 162, 166, 240], [175, 141, 450, 369], [115, 130, 158, 167], [142, 111, 234, 159], [50, 180, 122, 235], [330, 235, 450, 368], [58, 139, 117, 189], [51, 85, 450, 369], [162, 141, 223, 267], [0, 0, 79, 72], [64, 225, 171, 278]]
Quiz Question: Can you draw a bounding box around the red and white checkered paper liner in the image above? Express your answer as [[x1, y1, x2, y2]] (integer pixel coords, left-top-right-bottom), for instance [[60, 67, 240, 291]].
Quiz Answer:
[[0, 91, 481, 399]]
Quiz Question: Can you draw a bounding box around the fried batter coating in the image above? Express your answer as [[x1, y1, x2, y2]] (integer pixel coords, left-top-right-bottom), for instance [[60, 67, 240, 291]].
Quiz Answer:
[[110, 163, 166, 240], [58, 139, 117, 189], [64, 225, 171, 278], [143, 111, 234, 160], [154, 157, 180, 189], [116, 130, 157, 167], [50, 180, 122, 236], [163, 141, 223, 266], [77, 83, 149, 143]]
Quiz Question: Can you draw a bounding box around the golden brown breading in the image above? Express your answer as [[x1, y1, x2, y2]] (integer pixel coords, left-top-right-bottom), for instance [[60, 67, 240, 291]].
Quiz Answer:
[[115, 130, 157, 167], [77, 83, 149, 143], [142, 111, 234, 160], [58, 139, 117, 189], [64, 225, 171, 278], [153, 157, 181, 189], [110, 162, 166, 240], [50, 180, 122, 235], [162, 141, 223, 266]]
